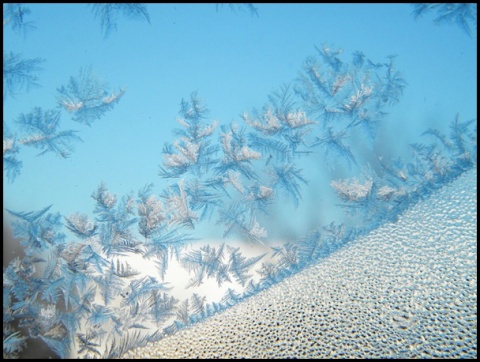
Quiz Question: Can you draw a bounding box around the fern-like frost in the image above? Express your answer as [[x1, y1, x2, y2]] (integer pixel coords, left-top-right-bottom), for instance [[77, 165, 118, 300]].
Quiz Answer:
[[57, 66, 125, 126], [3, 52, 44, 101], [90, 3, 151, 38]]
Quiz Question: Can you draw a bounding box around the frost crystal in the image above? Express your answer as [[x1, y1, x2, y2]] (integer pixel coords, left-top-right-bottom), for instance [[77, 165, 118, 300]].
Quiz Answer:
[[284, 110, 315, 129], [238, 145, 261, 161], [3, 138, 14, 154], [331, 178, 373, 201], [243, 109, 282, 134], [376, 185, 397, 201], [248, 218, 267, 240]]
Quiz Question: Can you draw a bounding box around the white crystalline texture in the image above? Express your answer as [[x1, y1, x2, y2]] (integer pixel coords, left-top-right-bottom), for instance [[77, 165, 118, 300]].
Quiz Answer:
[[3, 138, 14, 154], [243, 109, 282, 134], [258, 186, 273, 199], [343, 84, 373, 112], [19, 134, 46, 145], [39, 304, 57, 330], [101, 192, 117, 208], [137, 195, 165, 229], [122, 168, 477, 359], [377, 185, 397, 200], [67, 213, 96, 235], [331, 177, 373, 201], [243, 109, 315, 133], [331, 74, 350, 96], [198, 120, 219, 138], [102, 88, 125, 104], [221, 132, 233, 154], [166, 179, 198, 228], [164, 139, 199, 167], [225, 171, 244, 194], [163, 153, 189, 167], [221, 130, 261, 161], [61, 100, 84, 112], [284, 110, 315, 129], [248, 218, 268, 240], [237, 146, 261, 161]]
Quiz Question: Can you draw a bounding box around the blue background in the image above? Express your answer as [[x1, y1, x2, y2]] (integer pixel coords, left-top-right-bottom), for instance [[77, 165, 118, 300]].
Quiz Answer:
[[3, 4, 477, 243]]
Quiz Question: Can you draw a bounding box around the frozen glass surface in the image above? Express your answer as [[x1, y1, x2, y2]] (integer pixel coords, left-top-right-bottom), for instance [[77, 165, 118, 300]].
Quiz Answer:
[[3, 4, 476, 358]]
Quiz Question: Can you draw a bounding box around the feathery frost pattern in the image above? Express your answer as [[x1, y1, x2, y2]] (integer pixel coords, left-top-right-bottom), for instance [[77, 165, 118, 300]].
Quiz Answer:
[[3, 5, 477, 358], [331, 115, 476, 228], [3, 122, 23, 182], [90, 3, 151, 38], [4, 76, 476, 360], [159, 93, 219, 178], [412, 3, 477, 37], [294, 45, 407, 167], [57, 66, 125, 126], [3, 108, 81, 182], [16, 107, 82, 158], [244, 83, 316, 164], [3, 3, 36, 37], [3, 52, 44, 102]]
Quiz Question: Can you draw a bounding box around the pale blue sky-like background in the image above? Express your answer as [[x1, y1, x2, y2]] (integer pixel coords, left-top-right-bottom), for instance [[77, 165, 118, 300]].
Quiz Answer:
[[3, 4, 477, 244]]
